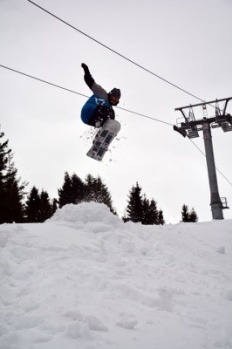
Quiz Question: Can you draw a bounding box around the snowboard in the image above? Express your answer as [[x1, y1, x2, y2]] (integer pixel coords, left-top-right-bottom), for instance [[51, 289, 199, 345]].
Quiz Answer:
[[87, 119, 121, 161]]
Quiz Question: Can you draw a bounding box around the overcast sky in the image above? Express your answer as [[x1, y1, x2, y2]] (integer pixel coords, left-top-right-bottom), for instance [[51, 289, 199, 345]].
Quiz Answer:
[[1, 0, 232, 222]]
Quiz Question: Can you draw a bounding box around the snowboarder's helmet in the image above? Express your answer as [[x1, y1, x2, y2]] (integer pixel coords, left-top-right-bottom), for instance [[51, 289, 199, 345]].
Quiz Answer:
[[109, 88, 121, 98]]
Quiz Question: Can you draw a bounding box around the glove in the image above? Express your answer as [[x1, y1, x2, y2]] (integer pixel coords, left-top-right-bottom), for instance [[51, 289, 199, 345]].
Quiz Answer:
[[81, 63, 90, 74]]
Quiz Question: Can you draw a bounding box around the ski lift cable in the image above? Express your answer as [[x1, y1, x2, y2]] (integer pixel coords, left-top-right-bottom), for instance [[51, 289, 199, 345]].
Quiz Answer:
[[0, 64, 88, 98], [27, 0, 206, 104], [189, 138, 232, 187], [0, 64, 172, 126], [117, 106, 172, 126], [0, 63, 230, 188]]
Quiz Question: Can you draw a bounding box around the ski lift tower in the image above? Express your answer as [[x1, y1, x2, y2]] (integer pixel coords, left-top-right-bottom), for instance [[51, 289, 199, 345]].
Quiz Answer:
[[174, 97, 232, 220]]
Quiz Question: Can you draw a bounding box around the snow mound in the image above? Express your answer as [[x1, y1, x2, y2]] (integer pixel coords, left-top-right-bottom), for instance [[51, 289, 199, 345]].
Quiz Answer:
[[0, 203, 231, 349], [49, 202, 122, 227]]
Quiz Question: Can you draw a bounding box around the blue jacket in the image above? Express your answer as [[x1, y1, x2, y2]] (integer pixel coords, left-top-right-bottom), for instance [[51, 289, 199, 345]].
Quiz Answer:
[[81, 93, 112, 125]]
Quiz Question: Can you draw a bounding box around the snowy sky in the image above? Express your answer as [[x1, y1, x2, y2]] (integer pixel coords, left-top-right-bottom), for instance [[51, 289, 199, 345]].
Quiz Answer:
[[0, 0, 232, 222]]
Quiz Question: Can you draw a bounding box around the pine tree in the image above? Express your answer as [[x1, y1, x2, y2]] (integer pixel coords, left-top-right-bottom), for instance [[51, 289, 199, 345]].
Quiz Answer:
[[0, 131, 25, 223], [25, 187, 54, 222], [189, 208, 198, 222], [71, 173, 85, 204], [148, 199, 159, 225], [124, 184, 165, 225], [181, 204, 198, 223], [25, 186, 41, 222], [94, 177, 114, 212], [51, 198, 58, 215], [141, 196, 158, 225], [125, 182, 143, 223], [141, 197, 161, 225], [158, 210, 165, 225], [84, 174, 96, 202], [4, 173, 25, 223], [39, 190, 53, 222], [181, 204, 189, 222], [84, 175, 115, 212], [85, 175, 93, 200], [58, 172, 73, 208], [0, 131, 10, 179], [141, 195, 150, 225], [58, 172, 85, 207]]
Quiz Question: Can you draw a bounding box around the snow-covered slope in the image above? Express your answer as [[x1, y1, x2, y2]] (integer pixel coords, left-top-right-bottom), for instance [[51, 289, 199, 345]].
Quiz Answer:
[[0, 202, 231, 349]]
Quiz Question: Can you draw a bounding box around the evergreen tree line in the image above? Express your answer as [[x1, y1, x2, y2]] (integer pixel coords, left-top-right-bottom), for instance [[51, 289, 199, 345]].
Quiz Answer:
[[58, 172, 115, 213], [0, 129, 198, 224]]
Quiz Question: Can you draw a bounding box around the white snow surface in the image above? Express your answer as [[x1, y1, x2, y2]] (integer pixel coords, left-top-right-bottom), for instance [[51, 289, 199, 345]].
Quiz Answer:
[[0, 202, 232, 349]]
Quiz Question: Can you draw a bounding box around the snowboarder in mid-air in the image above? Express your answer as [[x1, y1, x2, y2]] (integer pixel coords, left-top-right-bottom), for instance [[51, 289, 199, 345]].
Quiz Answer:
[[81, 63, 121, 128], [81, 63, 122, 161]]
